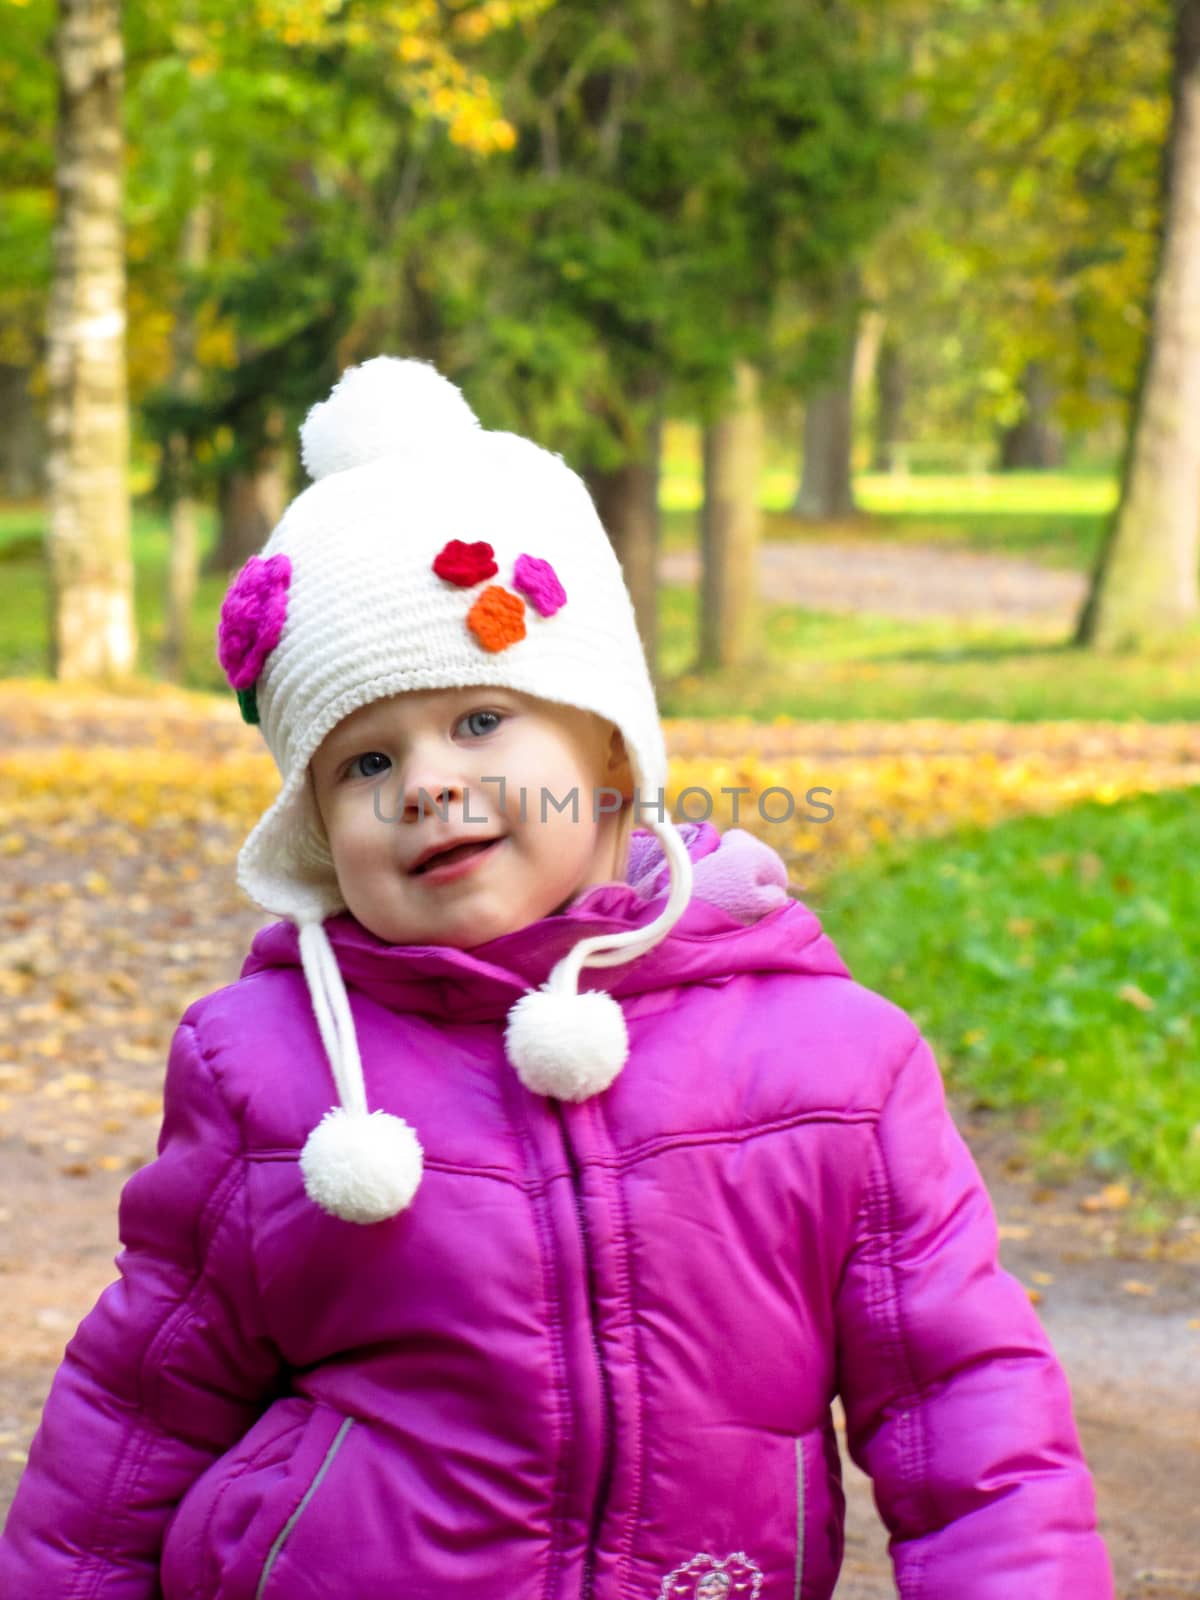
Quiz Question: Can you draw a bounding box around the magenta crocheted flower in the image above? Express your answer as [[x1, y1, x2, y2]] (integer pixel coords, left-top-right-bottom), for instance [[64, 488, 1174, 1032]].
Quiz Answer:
[[217, 553, 292, 691], [513, 553, 566, 617]]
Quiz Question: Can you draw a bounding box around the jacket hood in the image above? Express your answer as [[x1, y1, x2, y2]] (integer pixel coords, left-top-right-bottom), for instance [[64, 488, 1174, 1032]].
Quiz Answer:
[[239, 821, 851, 1024]]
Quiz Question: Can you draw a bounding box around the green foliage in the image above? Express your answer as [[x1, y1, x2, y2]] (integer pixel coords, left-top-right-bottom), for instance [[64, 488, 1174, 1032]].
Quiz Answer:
[[0, 0, 1180, 476], [866, 0, 1173, 441], [398, 0, 921, 464], [1, 0, 539, 469], [818, 787, 1200, 1200], [0, 0, 55, 360]]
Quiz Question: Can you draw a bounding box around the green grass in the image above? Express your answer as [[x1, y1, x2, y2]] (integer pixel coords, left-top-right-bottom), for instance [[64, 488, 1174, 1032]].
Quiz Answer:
[[656, 584, 1200, 722], [813, 786, 1200, 1205], [0, 501, 229, 690], [660, 422, 1117, 570]]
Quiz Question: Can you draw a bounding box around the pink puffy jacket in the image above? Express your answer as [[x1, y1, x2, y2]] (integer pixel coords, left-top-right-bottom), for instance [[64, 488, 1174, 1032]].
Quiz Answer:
[[0, 821, 1113, 1598]]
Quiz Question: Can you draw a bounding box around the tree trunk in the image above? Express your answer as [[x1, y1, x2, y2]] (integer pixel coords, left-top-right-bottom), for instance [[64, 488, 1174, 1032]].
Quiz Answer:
[[872, 335, 907, 473], [697, 358, 764, 672], [160, 155, 212, 683], [204, 407, 289, 574], [582, 384, 663, 690], [208, 457, 288, 572], [45, 0, 135, 682], [1076, 0, 1200, 651], [852, 307, 884, 421], [999, 360, 1065, 469], [0, 364, 48, 498], [161, 440, 201, 681], [793, 315, 860, 521]]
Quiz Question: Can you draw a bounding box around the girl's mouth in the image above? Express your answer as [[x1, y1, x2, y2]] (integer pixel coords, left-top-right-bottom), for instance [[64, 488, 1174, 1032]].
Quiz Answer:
[[413, 836, 505, 883]]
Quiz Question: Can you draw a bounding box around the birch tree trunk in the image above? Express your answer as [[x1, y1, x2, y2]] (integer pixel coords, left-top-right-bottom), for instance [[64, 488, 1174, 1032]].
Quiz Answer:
[[1076, 0, 1200, 650], [45, 0, 135, 682], [697, 358, 764, 672]]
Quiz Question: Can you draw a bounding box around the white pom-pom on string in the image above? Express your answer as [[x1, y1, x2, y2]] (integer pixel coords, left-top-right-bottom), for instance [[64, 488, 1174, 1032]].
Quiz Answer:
[[299, 1105, 424, 1224], [300, 355, 482, 481], [503, 817, 698, 1103], [504, 986, 629, 1101]]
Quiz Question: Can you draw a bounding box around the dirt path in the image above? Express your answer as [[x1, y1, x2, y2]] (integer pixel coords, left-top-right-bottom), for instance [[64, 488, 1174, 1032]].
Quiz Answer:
[[661, 539, 1086, 624]]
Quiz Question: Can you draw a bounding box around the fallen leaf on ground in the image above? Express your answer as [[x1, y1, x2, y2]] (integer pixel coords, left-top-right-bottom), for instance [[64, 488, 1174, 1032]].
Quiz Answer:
[[1120, 1279, 1156, 1296]]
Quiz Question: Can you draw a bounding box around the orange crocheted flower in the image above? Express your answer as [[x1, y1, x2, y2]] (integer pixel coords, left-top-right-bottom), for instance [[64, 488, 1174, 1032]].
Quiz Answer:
[[467, 585, 526, 652]]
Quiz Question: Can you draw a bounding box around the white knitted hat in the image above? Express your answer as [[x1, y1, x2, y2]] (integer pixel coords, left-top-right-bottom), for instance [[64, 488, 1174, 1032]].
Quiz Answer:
[[217, 355, 694, 1224]]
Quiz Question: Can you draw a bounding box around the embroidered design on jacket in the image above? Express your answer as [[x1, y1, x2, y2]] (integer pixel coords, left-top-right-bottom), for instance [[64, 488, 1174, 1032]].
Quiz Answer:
[[658, 1551, 765, 1598]]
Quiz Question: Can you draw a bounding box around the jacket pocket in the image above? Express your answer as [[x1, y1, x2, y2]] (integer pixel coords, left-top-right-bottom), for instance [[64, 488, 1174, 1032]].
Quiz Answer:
[[160, 1398, 355, 1600], [253, 1410, 355, 1598]]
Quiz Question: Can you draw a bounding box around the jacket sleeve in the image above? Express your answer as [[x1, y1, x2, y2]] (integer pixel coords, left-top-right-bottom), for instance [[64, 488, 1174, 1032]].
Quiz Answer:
[[833, 1028, 1114, 1599], [0, 1014, 285, 1597]]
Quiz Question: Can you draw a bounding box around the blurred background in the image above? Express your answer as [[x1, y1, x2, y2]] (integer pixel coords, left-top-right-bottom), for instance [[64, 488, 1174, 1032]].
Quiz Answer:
[[1, 0, 1198, 1593]]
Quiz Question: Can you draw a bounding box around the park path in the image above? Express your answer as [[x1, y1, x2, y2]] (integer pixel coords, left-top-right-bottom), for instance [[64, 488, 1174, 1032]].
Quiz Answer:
[[661, 538, 1087, 624]]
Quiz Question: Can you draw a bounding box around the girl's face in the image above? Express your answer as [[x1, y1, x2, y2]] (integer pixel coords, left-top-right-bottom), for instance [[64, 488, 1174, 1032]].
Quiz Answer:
[[308, 686, 634, 949]]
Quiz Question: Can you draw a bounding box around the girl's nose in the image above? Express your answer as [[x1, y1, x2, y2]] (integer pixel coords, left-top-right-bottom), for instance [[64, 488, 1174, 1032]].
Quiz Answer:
[[401, 777, 464, 823], [397, 744, 469, 824]]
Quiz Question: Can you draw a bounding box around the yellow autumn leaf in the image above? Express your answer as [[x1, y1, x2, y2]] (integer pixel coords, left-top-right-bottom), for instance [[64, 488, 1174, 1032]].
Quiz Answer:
[[1079, 1183, 1131, 1213]]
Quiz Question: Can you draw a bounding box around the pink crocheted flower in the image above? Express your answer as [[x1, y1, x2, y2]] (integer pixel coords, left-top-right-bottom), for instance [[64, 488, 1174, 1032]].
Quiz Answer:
[[217, 553, 292, 691], [513, 553, 566, 617]]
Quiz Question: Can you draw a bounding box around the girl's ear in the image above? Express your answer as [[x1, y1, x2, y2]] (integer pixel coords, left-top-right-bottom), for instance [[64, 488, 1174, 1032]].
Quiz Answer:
[[606, 726, 634, 798]]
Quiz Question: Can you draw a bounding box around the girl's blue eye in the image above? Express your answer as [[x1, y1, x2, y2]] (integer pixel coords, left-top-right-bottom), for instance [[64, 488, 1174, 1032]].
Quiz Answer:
[[349, 752, 390, 780], [344, 711, 502, 779]]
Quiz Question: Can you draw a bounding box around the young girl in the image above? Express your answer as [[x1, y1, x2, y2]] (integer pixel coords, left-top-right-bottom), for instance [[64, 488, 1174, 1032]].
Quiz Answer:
[[0, 357, 1113, 1599]]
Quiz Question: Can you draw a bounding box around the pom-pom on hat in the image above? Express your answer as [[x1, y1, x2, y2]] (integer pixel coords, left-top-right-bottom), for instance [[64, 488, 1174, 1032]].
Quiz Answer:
[[217, 356, 693, 1225]]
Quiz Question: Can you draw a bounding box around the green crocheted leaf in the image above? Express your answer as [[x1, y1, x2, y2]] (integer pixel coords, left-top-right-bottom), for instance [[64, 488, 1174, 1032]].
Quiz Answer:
[[236, 684, 260, 725]]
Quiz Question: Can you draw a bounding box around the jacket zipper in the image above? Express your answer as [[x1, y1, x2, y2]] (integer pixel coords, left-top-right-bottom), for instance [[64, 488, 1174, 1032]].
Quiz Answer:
[[553, 1100, 617, 1600]]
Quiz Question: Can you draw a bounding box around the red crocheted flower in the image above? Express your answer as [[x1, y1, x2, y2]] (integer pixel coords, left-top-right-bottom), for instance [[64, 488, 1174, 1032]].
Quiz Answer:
[[432, 539, 498, 587], [512, 553, 567, 617], [217, 554, 292, 692], [467, 586, 526, 652]]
